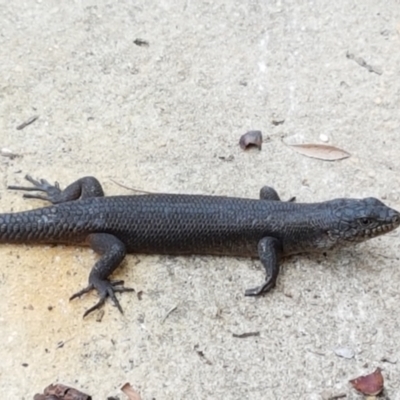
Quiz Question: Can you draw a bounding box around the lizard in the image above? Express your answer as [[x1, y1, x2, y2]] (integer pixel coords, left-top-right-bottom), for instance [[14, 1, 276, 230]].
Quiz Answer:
[[3, 174, 400, 317]]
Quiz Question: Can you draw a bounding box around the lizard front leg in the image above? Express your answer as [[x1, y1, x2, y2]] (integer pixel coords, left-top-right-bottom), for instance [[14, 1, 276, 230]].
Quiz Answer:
[[259, 186, 295, 202], [245, 236, 282, 296], [70, 233, 134, 317], [259, 186, 281, 201]]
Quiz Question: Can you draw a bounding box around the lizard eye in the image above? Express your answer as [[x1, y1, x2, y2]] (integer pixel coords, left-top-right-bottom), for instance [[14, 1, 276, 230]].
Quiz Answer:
[[361, 218, 371, 225]]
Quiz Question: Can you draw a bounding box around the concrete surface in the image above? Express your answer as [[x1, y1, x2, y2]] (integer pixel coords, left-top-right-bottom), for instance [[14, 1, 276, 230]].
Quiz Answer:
[[1, 0, 400, 399]]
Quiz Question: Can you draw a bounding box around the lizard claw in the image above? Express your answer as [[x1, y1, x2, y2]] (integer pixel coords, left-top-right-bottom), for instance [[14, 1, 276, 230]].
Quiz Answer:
[[70, 279, 135, 318], [82, 297, 107, 318], [69, 284, 95, 301], [244, 280, 276, 296]]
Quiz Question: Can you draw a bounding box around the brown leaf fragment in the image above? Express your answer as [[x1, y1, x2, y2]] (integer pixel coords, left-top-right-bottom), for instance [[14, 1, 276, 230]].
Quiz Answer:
[[349, 368, 384, 396], [34, 383, 91, 400], [121, 382, 142, 400], [239, 130, 263, 150], [287, 143, 350, 161]]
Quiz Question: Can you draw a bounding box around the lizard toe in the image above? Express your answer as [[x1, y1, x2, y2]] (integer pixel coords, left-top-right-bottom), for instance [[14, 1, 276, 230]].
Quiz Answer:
[[245, 280, 276, 296], [82, 296, 107, 318], [69, 283, 95, 301]]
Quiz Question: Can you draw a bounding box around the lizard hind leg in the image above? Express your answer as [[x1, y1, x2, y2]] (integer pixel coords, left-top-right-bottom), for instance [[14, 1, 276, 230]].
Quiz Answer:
[[244, 236, 282, 296], [8, 175, 104, 204]]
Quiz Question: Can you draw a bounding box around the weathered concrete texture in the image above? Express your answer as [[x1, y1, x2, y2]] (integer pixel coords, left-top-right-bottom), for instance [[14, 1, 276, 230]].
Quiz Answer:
[[1, 1, 400, 398]]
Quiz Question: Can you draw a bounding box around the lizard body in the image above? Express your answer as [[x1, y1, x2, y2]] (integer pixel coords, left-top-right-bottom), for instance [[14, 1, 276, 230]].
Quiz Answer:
[[4, 175, 399, 317]]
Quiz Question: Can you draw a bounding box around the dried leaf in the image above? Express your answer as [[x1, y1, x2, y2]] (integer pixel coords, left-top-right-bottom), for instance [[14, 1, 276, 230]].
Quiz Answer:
[[349, 368, 384, 396], [121, 383, 142, 400], [287, 143, 350, 161], [239, 130, 263, 150], [34, 383, 91, 400]]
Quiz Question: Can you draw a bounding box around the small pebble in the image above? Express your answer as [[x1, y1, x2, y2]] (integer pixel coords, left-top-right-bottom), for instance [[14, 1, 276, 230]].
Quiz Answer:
[[319, 134, 329, 143]]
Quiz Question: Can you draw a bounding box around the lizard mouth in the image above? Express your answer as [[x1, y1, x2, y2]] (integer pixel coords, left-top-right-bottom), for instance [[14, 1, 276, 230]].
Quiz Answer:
[[362, 222, 398, 238]]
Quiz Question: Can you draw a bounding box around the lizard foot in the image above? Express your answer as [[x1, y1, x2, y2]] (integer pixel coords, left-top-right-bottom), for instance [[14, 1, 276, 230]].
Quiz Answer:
[[244, 280, 276, 296], [70, 279, 135, 318], [8, 174, 62, 202]]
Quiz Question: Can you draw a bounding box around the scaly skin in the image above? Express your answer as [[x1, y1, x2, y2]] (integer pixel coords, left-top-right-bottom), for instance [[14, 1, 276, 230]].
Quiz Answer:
[[4, 175, 400, 317]]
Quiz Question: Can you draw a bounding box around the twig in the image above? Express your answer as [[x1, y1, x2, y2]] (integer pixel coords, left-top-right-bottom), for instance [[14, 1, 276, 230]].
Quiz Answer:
[[232, 331, 260, 339], [346, 52, 382, 75], [161, 305, 178, 323], [110, 179, 156, 194], [16, 115, 39, 130]]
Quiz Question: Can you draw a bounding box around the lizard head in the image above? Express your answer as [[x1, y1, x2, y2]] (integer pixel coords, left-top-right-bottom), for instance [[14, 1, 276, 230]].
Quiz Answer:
[[327, 197, 400, 243]]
